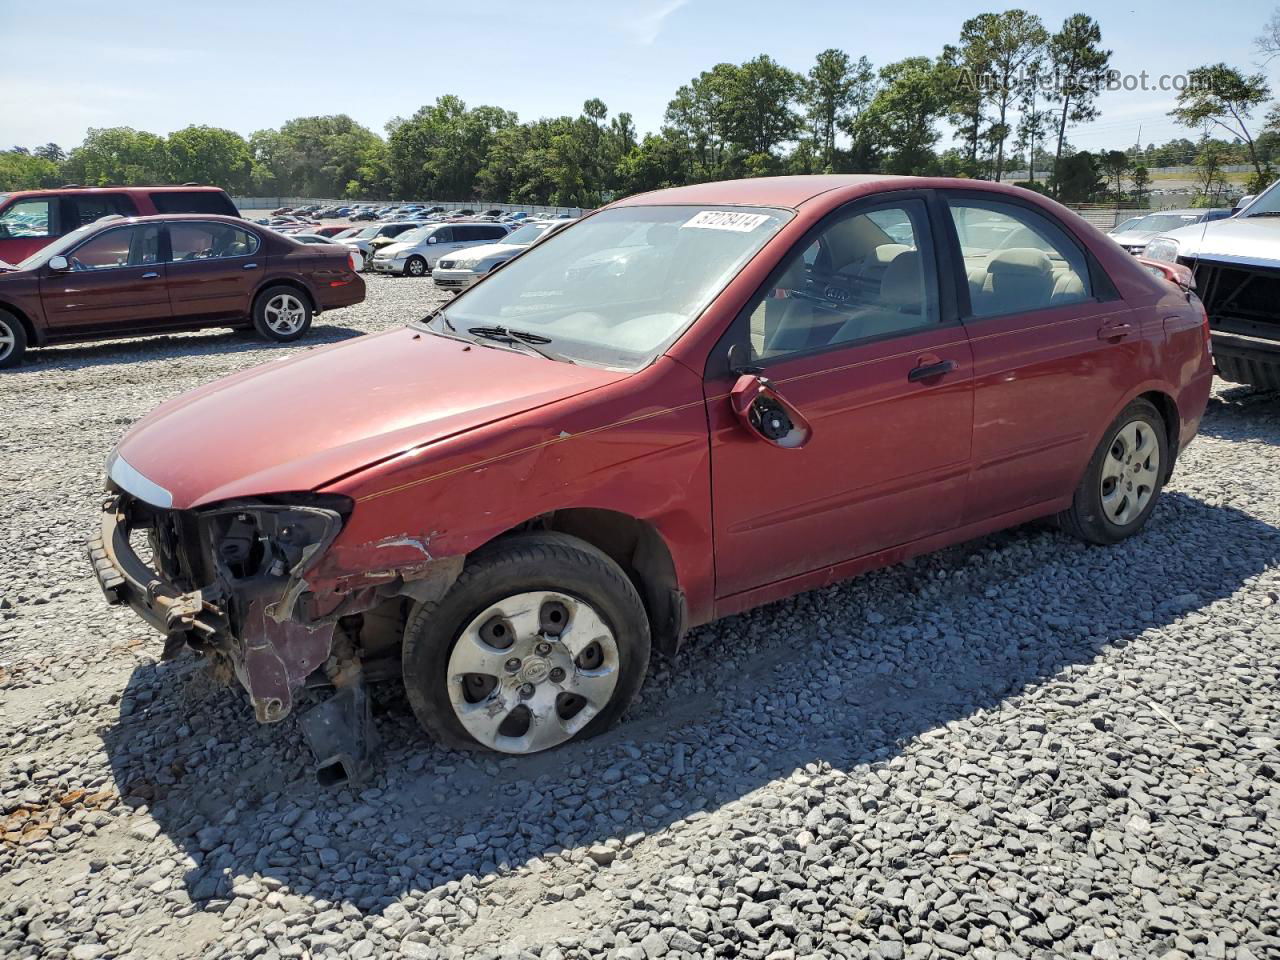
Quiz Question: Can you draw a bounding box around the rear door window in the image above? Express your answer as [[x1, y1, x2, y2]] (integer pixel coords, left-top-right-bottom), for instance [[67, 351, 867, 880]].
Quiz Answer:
[[0, 197, 56, 238], [63, 193, 137, 230], [148, 191, 240, 216], [168, 222, 260, 261], [432, 226, 455, 243]]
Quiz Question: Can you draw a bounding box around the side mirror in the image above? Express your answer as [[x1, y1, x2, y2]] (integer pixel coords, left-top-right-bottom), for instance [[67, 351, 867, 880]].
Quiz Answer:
[[428, 236, 438, 244], [1233, 194, 1256, 214], [48, 255, 69, 271], [729, 373, 811, 448]]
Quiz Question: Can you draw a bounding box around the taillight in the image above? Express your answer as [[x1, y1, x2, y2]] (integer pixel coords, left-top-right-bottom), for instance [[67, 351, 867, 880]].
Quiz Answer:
[[348, 252, 357, 271]]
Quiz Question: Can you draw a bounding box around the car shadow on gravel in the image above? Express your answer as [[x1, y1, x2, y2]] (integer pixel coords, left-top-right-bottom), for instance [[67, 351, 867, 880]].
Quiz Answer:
[[14, 323, 366, 372], [1198, 384, 1280, 444], [100, 491, 1280, 915]]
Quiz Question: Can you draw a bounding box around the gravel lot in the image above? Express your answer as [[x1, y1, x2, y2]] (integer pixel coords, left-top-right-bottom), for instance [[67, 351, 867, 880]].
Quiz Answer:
[[1, 276, 1278, 960]]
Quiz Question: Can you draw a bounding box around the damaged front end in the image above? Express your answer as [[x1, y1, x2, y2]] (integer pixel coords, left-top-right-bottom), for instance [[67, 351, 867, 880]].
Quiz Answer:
[[88, 474, 458, 785]]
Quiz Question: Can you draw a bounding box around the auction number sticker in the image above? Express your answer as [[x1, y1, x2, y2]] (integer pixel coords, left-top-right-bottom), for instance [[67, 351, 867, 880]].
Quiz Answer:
[[682, 210, 771, 232]]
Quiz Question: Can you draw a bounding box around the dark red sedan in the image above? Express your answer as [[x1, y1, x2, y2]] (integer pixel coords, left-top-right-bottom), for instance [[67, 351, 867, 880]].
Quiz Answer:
[[0, 214, 364, 367], [89, 176, 1211, 782]]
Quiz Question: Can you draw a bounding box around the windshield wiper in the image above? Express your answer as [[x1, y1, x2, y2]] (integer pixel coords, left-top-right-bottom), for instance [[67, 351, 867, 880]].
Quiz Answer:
[[467, 325, 572, 363], [1244, 210, 1280, 217]]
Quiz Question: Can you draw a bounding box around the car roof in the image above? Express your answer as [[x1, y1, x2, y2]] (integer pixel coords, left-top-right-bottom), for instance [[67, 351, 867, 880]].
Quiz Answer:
[[2, 185, 229, 199]]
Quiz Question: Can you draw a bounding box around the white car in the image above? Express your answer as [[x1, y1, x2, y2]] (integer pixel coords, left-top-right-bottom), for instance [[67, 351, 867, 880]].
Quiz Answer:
[[339, 222, 420, 264], [368, 222, 512, 277], [291, 233, 364, 270], [431, 219, 576, 292]]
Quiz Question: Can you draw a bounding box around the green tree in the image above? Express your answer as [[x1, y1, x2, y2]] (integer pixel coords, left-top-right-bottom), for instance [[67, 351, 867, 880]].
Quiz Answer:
[[388, 97, 516, 199], [1192, 139, 1231, 204], [1046, 14, 1111, 198], [0, 150, 61, 190], [33, 143, 64, 163], [61, 127, 167, 185], [1099, 149, 1131, 203], [723, 55, 803, 158], [1053, 150, 1105, 203], [802, 50, 873, 171], [165, 125, 252, 191], [976, 10, 1047, 181], [862, 57, 947, 175], [1131, 165, 1151, 207], [1170, 63, 1272, 193], [940, 36, 991, 176]]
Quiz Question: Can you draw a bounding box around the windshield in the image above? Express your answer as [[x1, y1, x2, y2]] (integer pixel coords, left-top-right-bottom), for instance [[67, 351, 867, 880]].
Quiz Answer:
[[503, 222, 553, 245], [1112, 217, 1144, 233], [354, 226, 380, 239], [426, 204, 791, 370], [333, 227, 361, 240], [15, 221, 99, 269], [1136, 213, 1200, 232], [393, 226, 432, 246], [1239, 178, 1280, 216]]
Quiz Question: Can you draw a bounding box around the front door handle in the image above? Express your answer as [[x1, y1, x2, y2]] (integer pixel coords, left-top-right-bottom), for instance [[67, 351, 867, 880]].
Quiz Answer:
[[1097, 320, 1133, 340], [243, 262, 259, 270], [141, 272, 159, 279], [907, 357, 957, 382]]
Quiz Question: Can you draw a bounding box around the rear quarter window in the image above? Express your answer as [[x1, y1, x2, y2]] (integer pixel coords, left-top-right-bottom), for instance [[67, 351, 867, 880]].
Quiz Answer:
[[148, 191, 240, 217]]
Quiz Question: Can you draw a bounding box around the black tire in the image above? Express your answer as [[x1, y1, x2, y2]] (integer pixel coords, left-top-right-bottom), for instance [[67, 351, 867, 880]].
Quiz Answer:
[[1059, 398, 1168, 545], [252, 286, 313, 343], [0, 310, 28, 369], [402, 531, 652, 753], [404, 256, 428, 278]]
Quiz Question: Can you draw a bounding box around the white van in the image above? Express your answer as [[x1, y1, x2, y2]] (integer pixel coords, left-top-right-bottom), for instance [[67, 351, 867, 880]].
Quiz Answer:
[[368, 222, 511, 277]]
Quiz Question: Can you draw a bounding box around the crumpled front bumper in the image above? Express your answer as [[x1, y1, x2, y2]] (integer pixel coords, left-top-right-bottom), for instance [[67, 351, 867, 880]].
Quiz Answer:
[[87, 495, 224, 642]]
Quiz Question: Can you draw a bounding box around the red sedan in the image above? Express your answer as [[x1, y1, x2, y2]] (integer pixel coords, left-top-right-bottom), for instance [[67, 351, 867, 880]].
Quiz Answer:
[[90, 176, 1212, 782]]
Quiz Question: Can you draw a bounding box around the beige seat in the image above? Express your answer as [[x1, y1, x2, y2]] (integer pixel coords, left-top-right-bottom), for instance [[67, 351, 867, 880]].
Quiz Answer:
[[967, 248, 1088, 314], [831, 250, 929, 343]]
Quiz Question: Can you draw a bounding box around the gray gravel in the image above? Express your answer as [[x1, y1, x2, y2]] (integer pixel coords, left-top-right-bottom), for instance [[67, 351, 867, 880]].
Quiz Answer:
[[1, 276, 1278, 960]]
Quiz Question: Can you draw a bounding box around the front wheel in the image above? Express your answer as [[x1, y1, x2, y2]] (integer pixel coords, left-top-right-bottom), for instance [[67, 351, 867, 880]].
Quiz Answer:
[[404, 256, 427, 277], [402, 532, 651, 754], [253, 286, 313, 342], [1059, 398, 1168, 545], [0, 310, 28, 369]]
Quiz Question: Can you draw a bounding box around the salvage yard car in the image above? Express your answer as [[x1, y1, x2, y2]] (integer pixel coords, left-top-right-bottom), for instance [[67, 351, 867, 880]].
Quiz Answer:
[[89, 175, 1212, 784], [369, 221, 511, 276], [432, 218, 575, 292], [0, 213, 364, 367], [1143, 178, 1280, 389]]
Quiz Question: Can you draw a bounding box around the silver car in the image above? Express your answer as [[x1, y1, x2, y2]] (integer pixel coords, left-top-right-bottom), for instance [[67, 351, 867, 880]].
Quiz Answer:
[[431, 219, 576, 292], [1107, 208, 1231, 255], [368, 222, 512, 277]]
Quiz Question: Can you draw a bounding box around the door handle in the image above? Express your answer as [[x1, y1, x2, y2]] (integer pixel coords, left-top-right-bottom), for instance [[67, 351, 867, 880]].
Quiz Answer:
[[141, 272, 159, 279], [243, 262, 259, 270], [1097, 320, 1133, 341], [907, 358, 957, 382]]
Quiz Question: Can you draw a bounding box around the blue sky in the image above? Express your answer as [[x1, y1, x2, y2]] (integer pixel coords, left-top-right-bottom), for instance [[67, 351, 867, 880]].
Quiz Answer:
[[1, 0, 1275, 153]]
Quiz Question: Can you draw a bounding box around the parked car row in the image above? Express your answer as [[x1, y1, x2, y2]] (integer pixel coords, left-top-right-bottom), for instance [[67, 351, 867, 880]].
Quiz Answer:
[[1106, 208, 1232, 254]]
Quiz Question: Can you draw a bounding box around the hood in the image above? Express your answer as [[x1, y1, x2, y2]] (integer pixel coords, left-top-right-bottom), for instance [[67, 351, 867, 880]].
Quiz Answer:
[[1156, 216, 1280, 264], [445, 242, 525, 264], [1108, 228, 1163, 245], [375, 240, 413, 257], [113, 327, 627, 509]]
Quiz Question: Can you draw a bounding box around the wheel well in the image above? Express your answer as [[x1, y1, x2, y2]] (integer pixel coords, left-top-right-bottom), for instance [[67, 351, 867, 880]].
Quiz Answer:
[[501, 509, 686, 658], [255, 280, 316, 313], [1139, 390, 1179, 477], [0, 303, 38, 345]]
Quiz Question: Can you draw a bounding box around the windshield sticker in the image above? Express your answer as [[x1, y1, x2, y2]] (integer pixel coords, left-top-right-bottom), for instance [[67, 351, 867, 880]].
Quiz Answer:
[[682, 210, 771, 232]]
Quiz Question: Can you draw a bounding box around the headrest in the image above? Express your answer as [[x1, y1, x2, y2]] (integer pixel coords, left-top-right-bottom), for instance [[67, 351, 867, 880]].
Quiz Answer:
[[987, 248, 1053, 278], [869, 243, 910, 266], [881, 250, 923, 307]]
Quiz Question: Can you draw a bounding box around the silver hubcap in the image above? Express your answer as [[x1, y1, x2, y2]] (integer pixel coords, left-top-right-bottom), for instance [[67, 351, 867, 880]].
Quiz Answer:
[[408, 259, 425, 275], [1100, 419, 1160, 526], [447, 590, 619, 754], [0, 320, 14, 361], [264, 294, 306, 335]]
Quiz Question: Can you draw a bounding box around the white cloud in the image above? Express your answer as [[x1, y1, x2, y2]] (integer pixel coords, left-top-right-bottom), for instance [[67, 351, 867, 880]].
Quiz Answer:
[[619, 0, 689, 45]]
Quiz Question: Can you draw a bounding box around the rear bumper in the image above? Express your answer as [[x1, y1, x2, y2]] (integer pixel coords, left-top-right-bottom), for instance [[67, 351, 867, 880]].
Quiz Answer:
[[317, 274, 366, 311], [1211, 330, 1280, 388]]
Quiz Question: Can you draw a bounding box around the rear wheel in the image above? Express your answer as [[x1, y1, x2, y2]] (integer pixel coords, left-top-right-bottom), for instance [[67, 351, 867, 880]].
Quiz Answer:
[[0, 310, 27, 369], [402, 532, 651, 753], [253, 286, 313, 342], [404, 256, 427, 277], [1059, 398, 1168, 545]]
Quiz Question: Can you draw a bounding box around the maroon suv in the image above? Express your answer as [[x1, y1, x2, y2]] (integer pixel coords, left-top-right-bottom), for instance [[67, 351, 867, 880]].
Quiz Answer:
[[0, 214, 365, 367]]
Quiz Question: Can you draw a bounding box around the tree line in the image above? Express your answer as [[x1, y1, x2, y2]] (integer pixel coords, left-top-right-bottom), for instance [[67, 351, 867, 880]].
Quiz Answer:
[[3, 9, 1277, 206]]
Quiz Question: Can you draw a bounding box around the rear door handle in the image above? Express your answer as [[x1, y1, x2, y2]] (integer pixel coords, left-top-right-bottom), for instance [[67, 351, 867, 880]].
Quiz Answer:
[[907, 358, 957, 382], [1097, 320, 1133, 340], [243, 262, 259, 270], [141, 272, 159, 279]]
